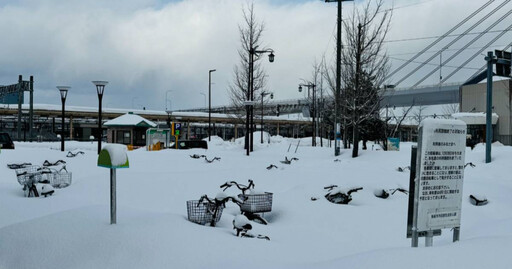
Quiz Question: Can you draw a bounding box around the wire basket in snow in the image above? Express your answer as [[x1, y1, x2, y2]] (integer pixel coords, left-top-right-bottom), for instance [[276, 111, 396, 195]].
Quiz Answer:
[[238, 192, 273, 213], [47, 172, 72, 188], [186, 200, 223, 225], [15, 165, 43, 186]]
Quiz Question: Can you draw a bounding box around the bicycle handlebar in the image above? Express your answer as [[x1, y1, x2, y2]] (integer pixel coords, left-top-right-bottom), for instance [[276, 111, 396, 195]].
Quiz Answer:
[[220, 180, 255, 195], [324, 185, 338, 190]]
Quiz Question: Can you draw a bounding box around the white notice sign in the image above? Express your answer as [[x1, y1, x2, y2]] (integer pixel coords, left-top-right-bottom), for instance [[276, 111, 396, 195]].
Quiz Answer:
[[415, 119, 466, 232]]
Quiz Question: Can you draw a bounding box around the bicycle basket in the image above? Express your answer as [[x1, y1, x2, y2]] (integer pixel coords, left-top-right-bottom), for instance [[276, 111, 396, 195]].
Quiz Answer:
[[48, 172, 72, 188], [15, 165, 42, 186], [186, 200, 223, 225], [238, 192, 273, 213]]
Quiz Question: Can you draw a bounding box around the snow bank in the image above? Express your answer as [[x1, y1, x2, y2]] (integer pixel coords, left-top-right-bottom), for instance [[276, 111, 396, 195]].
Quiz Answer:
[[1, 140, 512, 268]]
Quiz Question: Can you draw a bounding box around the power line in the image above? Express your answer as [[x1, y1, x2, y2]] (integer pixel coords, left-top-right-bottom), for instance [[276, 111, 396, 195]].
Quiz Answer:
[[389, 56, 482, 70], [380, 0, 436, 13], [390, 44, 508, 56], [393, 0, 508, 86], [384, 29, 512, 43]]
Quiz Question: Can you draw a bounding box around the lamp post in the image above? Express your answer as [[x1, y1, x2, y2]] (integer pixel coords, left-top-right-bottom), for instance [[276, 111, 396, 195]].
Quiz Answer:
[[208, 69, 216, 141], [93, 81, 108, 154], [326, 0, 353, 155], [260, 92, 273, 144], [57, 86, 70, 152], [299, 82, 317, 147], [246, 47, 275, 156]]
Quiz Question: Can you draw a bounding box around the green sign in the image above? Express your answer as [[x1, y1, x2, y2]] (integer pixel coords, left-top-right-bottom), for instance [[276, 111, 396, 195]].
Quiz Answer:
[[97, 148, 130, 169]]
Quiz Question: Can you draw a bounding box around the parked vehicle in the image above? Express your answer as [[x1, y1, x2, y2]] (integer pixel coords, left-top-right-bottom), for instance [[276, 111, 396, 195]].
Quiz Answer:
[[170, 140, 208, 149], [0, 133, 15, 149]]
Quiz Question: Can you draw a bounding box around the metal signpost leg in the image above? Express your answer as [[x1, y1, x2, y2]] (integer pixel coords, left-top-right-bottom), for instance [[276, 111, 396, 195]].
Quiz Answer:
[[110, 168, 116, 224], [425, 231, 434, 247], [408, 146, 419, 247], [453, 227, 460, 242], [411, 230, 419, 248]]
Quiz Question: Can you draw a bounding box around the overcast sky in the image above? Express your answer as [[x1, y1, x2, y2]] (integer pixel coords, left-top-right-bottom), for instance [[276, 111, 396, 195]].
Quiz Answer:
[[0, 0, 510, 111]]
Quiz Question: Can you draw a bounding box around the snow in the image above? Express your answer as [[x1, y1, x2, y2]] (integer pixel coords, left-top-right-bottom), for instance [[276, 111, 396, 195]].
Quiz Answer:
[[103, 113, 157, 127], [452, 112, 499, 125], [102, 144, 128, 166], [419, 118, 466, 128], [1, 138, 512, 268]]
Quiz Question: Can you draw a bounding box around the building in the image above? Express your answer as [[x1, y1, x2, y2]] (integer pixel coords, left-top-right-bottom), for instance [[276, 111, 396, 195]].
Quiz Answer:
[[459, 79, 512, 145], [104, 112, 157, 146], [0, 104, 312, 142]]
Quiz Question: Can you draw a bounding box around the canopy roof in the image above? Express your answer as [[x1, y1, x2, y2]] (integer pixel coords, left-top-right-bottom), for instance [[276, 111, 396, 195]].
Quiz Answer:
[[104, 113, 157, 128], [451, 112, 499, 125]]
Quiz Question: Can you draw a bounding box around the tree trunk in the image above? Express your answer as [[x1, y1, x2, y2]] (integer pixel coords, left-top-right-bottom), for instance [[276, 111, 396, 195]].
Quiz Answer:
[[352, 125, 359, 158], [351, 23, 362, 158]]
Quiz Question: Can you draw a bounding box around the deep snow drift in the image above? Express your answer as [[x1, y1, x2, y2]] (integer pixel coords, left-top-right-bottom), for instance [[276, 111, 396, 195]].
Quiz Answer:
[[0, 137, 511, 269]]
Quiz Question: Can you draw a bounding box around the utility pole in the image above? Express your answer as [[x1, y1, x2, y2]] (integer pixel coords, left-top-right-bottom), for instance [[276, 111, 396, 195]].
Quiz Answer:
[[208, 69, 216, 141], [325, 0, 353, 155]]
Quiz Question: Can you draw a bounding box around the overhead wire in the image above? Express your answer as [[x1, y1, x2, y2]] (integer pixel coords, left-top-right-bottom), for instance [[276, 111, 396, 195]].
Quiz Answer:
[[466, 41, 512, 82], [413, 6, 512, 87], [394, 0, 509, 87], [441, 22, 512, 83], [387, 0, 496, 83], [389, 44, 508, 56], [384, 29, 512, 43]]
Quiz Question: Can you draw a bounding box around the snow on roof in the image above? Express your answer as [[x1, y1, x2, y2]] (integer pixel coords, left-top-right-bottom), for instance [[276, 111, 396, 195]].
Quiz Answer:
[[452, 112, 498, 125], [104, 113, 157, 127], [419, 118, 467, 128]]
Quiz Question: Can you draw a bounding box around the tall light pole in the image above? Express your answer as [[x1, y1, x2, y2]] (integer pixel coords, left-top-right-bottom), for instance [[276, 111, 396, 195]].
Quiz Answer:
[[93, 81, 108, 154], [208, 69, 216, 141], [326, 0, 353, 155], [57, 86, 70, 152], [260, 92, 273, 144], [246, 47, 275, 156], [299, 82, 317, 147]]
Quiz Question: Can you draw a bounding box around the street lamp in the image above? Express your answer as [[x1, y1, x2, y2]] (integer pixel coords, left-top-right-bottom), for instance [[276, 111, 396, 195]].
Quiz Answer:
[[326, 0, 353, 156], [92, 81, 108, 154], [246, 47, 275, 156], [260, 91, 273, 144], [208, 69, 216, 141], [299, 82, 317, 147], [57, 86, 70, 152]]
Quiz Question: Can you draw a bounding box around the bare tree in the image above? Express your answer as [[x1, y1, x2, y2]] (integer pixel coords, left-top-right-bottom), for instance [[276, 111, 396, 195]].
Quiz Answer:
[[384, 104, 414, 144], [228, 2, 268, 148], [341, 0, 392, 158], [442, 103, 460, 118], [413, 105, 427, 125]]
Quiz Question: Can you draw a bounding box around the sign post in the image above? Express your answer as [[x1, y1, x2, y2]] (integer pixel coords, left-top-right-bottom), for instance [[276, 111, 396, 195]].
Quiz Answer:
[[97, 144, 130, 224], [410, 119, 466, 247], [172, 122, 181, 149]]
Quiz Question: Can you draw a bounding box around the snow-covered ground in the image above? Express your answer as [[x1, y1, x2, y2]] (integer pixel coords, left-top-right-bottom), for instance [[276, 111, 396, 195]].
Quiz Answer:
[[0, 136, 511, 269]]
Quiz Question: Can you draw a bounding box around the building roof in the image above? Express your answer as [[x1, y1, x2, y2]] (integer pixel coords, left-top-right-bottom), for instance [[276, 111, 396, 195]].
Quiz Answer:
[[104, 113, 157, 127], [452, 112, 499, 125]]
